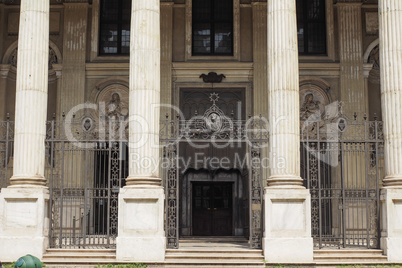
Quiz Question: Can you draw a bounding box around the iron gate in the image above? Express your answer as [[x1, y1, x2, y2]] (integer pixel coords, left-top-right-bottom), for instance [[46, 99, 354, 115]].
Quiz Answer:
[[300, 115, 383, 248], [161, 113, 268, 249], [0, 117, 13, 190], [47, 117, 127, 248]]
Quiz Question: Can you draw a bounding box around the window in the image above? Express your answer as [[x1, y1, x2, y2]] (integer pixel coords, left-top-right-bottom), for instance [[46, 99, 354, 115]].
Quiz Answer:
[[99, 0, 131, 55], [297, 0, 326, 55], [192, 0, 233, 56]]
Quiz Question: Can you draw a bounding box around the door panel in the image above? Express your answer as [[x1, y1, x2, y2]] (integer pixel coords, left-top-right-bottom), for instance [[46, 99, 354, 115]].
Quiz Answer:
[[192, 182, 233, 236]]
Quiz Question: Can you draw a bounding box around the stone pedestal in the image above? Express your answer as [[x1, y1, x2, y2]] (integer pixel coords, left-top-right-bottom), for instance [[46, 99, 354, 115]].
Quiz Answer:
[[116, 187, 165, 261], [380, 189, 402, 262], [263, 188, 313, 263], [0, 188, 49, 261]]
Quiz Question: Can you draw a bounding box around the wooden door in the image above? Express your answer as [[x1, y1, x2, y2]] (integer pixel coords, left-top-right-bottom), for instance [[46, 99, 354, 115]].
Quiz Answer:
[[192, 182, 233, 236]]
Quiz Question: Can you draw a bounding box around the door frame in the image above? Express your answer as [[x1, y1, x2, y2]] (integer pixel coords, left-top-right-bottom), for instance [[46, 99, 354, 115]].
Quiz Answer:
[[180, 168, 247, 237]]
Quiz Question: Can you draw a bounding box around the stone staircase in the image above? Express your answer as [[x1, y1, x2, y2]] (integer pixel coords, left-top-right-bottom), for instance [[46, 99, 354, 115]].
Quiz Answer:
[[314, 248, 388, 265], [41, 240, 391, 267], [164, 237, 266, 267], [42, 248, 116, 267]]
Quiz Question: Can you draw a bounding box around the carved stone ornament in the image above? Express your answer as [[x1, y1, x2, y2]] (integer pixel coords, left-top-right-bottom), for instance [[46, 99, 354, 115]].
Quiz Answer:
[[199, 72, 226, 83], [82, 117, 94, 132], [8, 47, 59, 69], [299, 84, 330, 122]]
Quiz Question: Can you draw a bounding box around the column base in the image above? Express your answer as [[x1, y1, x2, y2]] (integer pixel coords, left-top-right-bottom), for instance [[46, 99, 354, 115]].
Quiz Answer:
[[263, 187, 313, 263], [263, 237, 314, 263], [0, 187, 49, 262], [380, 188, 402, 262], [116, 186, 165, 262]]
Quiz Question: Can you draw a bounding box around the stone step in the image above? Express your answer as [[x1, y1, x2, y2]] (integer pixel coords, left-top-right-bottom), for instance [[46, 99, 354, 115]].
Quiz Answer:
[[180, 237, 249, 243], [313, 248, 387, 264], [166, 254, 263, 260], [166, 249, 263, 254], [314, 249, 384, 254]]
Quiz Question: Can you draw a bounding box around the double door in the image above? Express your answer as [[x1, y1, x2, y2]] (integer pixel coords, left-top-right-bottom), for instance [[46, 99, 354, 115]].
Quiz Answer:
[[192, 182, 233, 236]]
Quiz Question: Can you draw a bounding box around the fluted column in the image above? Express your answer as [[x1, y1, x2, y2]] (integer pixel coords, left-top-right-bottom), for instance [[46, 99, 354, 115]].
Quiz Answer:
[[126, 0, 161, 187], [10, 0, 49, 187], [379, 1, 402, 188], [267, 0, 302, 188], [263, 1, 313, 262], [337, 1, 366, 117]]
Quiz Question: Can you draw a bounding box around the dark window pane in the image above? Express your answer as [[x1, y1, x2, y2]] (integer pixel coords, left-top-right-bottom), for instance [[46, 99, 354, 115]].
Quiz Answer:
[[298, 25, 305, 53], [296, 0, 326, 55], [193, 23, 211, 54], [215, 23, 232, 54], [214, 0, 233, 22], [307, 22, 326, 54], [192, 0, 233, 55], [100, 0, 118, 21], [100, 0, 131, 55], [193, 0, 211, 21], [100, 24, 118, 54]]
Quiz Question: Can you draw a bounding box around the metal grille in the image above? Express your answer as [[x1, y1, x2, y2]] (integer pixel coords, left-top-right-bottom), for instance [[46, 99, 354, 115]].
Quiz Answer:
[[301, 116, 383, 248], [47, 118, 128, 248], [161, 113, 268, 249], [0, 119, 13, 190]]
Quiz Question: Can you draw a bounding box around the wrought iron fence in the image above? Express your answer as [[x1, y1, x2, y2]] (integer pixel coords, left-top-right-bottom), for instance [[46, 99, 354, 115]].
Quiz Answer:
[[0, 112, 383, 250], [0, 118, 13, 190], [300, 116, 383, 248]]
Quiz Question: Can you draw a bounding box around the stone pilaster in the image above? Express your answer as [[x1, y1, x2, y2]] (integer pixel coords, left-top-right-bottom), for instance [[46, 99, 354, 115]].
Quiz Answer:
[[0, 64, 10, 121], [252, 1, 268, 117], [337, 1, 366, 117], [59, 2, 88, 118], [0, 0, 50, 261], [116, 0, 165, 262], [378, 0, 402, 262], [263, 0, 313, 263], [0, 3, 5, 58], [161, 1, 173, 117]]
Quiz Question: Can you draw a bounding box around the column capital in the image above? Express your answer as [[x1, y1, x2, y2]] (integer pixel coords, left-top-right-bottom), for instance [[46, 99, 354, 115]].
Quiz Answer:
[[0, 64, 10, 79]]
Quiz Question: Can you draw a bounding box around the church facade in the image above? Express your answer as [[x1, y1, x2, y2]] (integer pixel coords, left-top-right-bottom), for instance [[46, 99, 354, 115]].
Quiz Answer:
[[0, 0, 402, 265]]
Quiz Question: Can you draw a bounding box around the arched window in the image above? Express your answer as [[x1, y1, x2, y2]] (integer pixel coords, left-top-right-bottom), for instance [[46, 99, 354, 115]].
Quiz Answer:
[[192, 0, 233, 56], [99, 0, 131, 55], [297, 0, 326, 55]]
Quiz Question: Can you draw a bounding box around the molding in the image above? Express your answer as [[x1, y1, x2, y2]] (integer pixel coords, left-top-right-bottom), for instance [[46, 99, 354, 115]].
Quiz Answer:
[[86, 63, 129, 78], [0, 64, 10, 78], [185, 0, 241, 62], [299, 62, 340, 77], [172, 62, 253, 83], [364, 38, 379, 63]]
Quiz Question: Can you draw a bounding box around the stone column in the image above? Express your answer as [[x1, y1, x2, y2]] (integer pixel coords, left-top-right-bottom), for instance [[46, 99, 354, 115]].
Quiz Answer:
[[263, 0, 313, 263], [378, 0, 402, 262], [0, 0, 50, 261], [116, 0, 165, 262], [337, 1, 366, 117], [0, 64, 10, 121]]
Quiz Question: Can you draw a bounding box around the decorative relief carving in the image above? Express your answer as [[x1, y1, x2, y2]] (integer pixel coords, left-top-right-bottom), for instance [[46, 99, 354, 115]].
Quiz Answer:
[[368, 45, 380, 84], [8, 47, 59, 69], [299, 84, 330, 121], [199, 72, 226, 83]]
